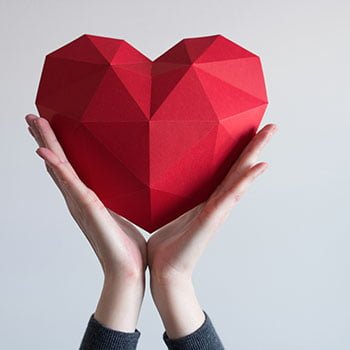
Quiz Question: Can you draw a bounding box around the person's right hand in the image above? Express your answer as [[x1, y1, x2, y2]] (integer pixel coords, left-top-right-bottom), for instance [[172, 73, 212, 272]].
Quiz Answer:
[[147, 123, 278, 339]]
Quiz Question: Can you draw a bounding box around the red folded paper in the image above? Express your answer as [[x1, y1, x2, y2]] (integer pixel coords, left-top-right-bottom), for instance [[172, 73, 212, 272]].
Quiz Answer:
[[35, 34, 268, 233]]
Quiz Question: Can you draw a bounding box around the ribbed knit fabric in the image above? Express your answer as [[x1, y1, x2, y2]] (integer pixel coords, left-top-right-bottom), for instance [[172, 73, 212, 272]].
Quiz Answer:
[[163, 311, 225, 350], [79, 313, 141, 350], [79, 310, 224, 349]]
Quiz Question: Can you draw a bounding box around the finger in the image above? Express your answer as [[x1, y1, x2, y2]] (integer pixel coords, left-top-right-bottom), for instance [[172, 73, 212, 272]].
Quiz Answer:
[[28, 118, 71, 198], [211, 162, 268, 216], [36, 146, 126, 259], [45, 161, 66, 192], [25, 115, 45, 147], [27, 116, 68, 193], [212, 124, 277, 197], [26, 114, 79, 178], [232, 123, 277, 175], [33, 117, 68, 162], [199, 161, 268, 232], [178, 162, 268, 265], [35, 146, 95, 208]]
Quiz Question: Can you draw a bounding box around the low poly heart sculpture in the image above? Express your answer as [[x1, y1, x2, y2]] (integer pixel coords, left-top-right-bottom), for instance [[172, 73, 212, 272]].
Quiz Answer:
[[35, 34, 268, 233]]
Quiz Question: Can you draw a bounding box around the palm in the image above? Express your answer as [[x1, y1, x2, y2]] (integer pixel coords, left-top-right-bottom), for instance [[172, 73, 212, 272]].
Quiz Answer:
[[107, 208, 147, 273], [147, 203, 204, 279]]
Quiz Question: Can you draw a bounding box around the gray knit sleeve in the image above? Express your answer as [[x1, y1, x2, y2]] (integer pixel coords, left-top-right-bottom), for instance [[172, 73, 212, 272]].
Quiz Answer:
[[163, 311, 225, 350], [79, 313, 141, 350]]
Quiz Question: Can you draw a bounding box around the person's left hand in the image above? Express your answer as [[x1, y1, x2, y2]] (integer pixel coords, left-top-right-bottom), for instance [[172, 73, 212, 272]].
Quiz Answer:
[[25, 114, 147, 331], [25, 114, 147, 278]]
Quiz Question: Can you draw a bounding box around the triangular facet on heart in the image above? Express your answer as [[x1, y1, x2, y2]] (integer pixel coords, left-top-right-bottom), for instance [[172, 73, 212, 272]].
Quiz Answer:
[[149, 125, 220, 197], [82, 121, 150, 186], [151, 67, 219, 120], [50, 35, 109, 64], [149, 188, 189, 232], [194, 67, 267, 119], [182, 35, 218, 62], [50, 114, 81, 139], [149, 120, 218, 183], [195, 35, 255, 63], [155, 40, 192, 64], [150, 65, 190, 116], [110, 41, 152, 65], [111, 65, 151, 118], [219, 105, 267, 139], [86, 35, 124, 63], [72, 124, 147, 196], [81, 66, 149, 122], [195, 57, 268, 102], [105, 187, 152, 231], [36, 58, 108, 121]]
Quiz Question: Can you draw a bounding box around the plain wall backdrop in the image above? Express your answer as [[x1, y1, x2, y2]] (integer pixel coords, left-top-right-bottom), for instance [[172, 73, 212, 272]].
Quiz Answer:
[[1, 0, 349, 349]]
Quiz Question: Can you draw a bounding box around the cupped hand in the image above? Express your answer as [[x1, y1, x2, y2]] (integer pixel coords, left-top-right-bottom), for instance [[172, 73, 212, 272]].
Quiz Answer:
[[147, 123, 278, 285], [25, 114, 147, 280]]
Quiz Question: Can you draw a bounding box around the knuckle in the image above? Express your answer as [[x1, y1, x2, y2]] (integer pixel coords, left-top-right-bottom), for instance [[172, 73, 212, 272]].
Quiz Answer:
[[54, 159, 68, 170]]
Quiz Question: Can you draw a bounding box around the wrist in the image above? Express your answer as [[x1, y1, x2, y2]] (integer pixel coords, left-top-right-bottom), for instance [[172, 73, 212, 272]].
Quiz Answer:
[[150, 273, 195, 309], [103, 261, 146, 284], [150, 268, 192, 290], [94, 270, 145, 333], [150, 274, 205, 339], [104, 267, 145, 286]]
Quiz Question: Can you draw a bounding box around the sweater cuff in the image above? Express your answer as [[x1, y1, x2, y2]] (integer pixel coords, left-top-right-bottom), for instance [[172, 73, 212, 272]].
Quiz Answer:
[[79, 313, 141, 350], [163, 310, 225, 350]]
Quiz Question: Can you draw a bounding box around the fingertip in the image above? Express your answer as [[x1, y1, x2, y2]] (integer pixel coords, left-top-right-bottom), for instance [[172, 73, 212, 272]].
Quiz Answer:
[[262, 123, 278, 134], [35, 147, 50, 160], [35, 147, 44, 157], [253, 161, 269, 175], [260, 162, 269, 172], [269, 123, 278, 133], [25, 114, 38, 124]]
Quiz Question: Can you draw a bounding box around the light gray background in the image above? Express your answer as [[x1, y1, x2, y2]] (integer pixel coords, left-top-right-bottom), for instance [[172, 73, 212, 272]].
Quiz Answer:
[[1, 0, 349, 349]]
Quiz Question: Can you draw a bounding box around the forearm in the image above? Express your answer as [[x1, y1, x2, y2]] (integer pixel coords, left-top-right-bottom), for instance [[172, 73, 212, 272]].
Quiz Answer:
[[150, 274, 205, 339], [94, 272, 145, 332]]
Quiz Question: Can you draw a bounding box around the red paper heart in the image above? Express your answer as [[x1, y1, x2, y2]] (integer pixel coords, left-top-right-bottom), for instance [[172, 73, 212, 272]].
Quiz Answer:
[[35, 34, 268, 233]]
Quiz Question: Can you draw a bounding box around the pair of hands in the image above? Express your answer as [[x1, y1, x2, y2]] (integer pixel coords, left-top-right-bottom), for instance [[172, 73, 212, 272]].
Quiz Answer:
[[25, 113, 277, 337]]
